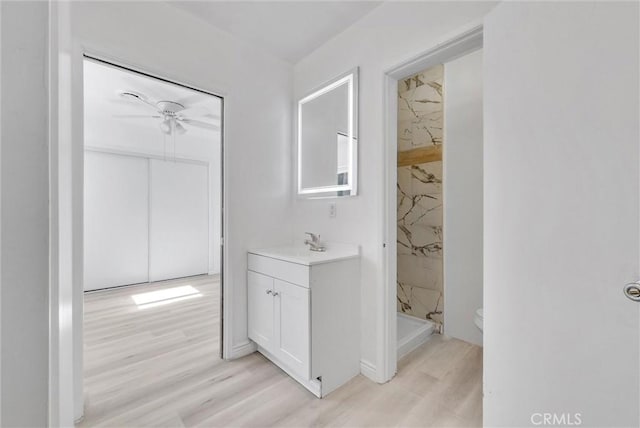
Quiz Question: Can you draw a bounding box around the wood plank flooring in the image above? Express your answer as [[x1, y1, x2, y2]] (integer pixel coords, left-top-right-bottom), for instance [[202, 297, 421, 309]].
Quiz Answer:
[[79, 275, 482, 427]]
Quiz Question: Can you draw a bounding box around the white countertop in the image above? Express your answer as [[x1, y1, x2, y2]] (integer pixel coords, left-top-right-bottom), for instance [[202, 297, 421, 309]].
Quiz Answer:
[[248, 242, 360, 266]]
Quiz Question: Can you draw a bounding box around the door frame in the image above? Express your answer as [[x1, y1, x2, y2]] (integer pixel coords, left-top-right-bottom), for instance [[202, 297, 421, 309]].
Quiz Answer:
[[51, 43, 230, 423], [379, 24, 483, 382]]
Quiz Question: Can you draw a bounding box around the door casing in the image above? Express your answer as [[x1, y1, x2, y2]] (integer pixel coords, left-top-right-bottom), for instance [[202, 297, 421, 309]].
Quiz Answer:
[[380, 23, 484, 383]]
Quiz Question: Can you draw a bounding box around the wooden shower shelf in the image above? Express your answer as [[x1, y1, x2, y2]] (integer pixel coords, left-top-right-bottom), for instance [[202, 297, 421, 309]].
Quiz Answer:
[[398, 145, 442, 167]]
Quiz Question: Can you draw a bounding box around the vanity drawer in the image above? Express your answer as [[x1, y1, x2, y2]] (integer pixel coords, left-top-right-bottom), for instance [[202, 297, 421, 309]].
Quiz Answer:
[[248, 254, 309, 288]]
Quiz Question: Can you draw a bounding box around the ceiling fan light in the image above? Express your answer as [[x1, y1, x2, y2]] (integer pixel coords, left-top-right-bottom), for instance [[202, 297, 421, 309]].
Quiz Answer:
[[159, 119, 171, 134], [174, 121, 187, 135]]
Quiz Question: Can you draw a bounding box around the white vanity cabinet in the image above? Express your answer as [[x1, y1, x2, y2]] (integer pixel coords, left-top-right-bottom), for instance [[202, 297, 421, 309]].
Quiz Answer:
[[248, 271, 310, 378], [247, 245, 360, 398]]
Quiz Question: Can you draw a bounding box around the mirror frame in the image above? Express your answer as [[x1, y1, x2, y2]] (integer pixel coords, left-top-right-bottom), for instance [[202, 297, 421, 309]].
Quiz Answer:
[[297, 67, 358, 197]]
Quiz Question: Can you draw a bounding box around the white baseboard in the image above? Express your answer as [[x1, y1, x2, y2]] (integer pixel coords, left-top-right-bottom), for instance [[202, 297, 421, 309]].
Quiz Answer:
[[229, 340, 256, 359], [207, 270, 220, 276], [360, 359, 377, 381]]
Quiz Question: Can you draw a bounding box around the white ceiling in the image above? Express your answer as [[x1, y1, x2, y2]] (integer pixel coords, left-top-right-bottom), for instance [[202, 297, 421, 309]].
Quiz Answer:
[[168, 1, 383, 63]]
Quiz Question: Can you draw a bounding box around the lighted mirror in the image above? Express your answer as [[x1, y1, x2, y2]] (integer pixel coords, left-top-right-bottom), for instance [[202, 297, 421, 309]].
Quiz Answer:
[[298, 68, 358, 197]]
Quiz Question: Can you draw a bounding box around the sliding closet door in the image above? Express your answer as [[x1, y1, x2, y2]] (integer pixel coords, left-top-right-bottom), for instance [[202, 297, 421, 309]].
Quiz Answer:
[[149, 159, 209, 282], [84, 151, 149, 290]]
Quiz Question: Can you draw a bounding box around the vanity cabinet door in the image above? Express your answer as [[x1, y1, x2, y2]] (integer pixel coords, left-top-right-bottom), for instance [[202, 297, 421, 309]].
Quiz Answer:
[[248, 271, 275, 352], [274, 279, 310, 379]]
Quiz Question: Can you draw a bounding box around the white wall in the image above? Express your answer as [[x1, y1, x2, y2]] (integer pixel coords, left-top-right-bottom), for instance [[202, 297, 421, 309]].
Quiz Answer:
[[0, 5, 3, 423], [443, 49, 483, 346], [0, 2, 49, 426], [54, 1, 294, 424], [484, 2, 639, 426], [293, 1, 497, 377]]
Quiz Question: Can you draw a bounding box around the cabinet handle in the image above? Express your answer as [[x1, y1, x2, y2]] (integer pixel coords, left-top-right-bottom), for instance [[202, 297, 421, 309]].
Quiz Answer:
[[272, 291, 279, 297], [266, 289, 272, 295]]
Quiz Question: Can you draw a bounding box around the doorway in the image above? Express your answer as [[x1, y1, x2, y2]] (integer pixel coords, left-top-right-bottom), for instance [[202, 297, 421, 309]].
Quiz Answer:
[[382, 26, 483, 381], [80, 56, 224, 424]]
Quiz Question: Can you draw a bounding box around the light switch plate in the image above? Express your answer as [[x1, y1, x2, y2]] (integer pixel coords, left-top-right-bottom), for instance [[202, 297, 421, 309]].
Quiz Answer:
[[329, 202, 337, 218]]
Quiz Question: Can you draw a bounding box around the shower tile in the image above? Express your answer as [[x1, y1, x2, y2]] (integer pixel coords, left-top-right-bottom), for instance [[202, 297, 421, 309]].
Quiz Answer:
[[397, 64, 444, 329], [397, 254, 442, 290], [398, 64, 443, 150], [397, 281, 443, 325], [410, 162, 442, 194]]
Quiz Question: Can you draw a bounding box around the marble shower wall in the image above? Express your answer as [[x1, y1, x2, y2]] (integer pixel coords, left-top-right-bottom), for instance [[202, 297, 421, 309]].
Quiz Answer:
[[397, 64, 444, 327], [398, 64, 443, 151]]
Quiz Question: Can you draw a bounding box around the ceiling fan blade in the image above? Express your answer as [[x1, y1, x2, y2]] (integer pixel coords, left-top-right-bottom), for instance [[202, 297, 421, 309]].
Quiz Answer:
[[177, 106, 217, 118], [118, 91, 160, 112], [112, 114, 162, 118], [179, 118, 220, 131]]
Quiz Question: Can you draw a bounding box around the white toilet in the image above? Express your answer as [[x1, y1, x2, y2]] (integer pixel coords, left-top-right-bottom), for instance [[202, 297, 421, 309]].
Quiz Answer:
[[474, 308, 484, 332]]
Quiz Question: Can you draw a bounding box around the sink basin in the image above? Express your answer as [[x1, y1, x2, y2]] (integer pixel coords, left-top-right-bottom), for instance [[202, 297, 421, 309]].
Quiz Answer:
[[248, 242, 359, 266], [268, 247, 316, 257]]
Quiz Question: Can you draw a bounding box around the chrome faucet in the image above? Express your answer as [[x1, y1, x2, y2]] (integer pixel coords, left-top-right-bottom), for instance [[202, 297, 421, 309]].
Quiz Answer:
[[304, 232, 326, 252]]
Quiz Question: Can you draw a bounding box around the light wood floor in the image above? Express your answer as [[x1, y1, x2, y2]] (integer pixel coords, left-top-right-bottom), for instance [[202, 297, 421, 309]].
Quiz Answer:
[[79, 275, 482, 428]]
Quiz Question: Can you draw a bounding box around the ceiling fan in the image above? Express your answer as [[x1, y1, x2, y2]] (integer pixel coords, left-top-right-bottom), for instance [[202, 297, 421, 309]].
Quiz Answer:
[[116, 90, 219, 135]]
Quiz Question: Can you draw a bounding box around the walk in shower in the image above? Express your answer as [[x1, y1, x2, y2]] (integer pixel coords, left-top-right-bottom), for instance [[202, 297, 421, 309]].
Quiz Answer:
[[396, 64, 443, 358]]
